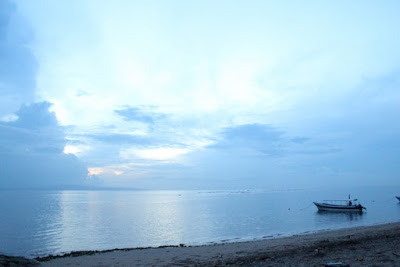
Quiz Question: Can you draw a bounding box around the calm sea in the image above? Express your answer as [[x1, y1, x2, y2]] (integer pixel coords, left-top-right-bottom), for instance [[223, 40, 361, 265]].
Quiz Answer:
[[1, 186, 400, 258]]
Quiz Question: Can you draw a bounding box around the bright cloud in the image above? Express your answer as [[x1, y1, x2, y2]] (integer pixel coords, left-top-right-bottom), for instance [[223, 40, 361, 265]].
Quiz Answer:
[[88, 167, 123, 177], [63, 144, 89, 156]]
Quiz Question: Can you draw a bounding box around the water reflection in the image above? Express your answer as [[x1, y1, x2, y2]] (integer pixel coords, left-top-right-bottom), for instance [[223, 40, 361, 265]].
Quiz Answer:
[[0, 190, 64, 257], [2, 187, 400, 258], [315, 210, 364, 222]]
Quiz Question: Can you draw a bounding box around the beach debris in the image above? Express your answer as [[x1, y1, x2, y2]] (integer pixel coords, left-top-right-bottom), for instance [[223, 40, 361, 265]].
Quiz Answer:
[[0, 255, 40, 266], [314, 247, 324, 257], [323, 262, 350, 267]]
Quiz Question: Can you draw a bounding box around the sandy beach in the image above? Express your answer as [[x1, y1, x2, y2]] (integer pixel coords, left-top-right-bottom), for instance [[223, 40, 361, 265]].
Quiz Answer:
[[2, 222, 400, 266]]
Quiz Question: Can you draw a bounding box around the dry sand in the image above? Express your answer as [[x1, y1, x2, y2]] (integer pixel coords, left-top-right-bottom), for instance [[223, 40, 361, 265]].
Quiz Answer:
[[2, 222, 400, 266]]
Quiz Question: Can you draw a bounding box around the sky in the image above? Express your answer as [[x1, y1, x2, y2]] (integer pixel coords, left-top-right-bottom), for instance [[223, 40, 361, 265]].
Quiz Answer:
[[1, 0, 400, 189]]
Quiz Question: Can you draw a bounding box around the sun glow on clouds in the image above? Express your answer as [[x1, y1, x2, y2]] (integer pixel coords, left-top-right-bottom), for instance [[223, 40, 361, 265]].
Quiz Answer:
[[88, 167, 124, 177], [88, 167, 104, 176], [87, 162, 156, 182]]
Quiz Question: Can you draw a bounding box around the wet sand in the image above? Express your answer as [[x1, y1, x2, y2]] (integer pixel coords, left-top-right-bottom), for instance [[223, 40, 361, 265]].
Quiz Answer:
[[2, 222, 400, 266]]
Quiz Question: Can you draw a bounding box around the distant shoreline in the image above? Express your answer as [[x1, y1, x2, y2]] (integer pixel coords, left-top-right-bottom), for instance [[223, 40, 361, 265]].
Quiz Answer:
[[3, 221, 399, 266]]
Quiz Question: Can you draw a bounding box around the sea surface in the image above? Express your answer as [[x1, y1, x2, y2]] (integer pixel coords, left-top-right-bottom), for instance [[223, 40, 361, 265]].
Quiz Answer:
[[1, 186, 400, 258]]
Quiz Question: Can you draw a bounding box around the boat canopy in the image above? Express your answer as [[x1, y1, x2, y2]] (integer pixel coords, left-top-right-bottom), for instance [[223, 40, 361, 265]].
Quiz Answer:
[[321, 199, 360, 205], [323, 199, 359, 202]]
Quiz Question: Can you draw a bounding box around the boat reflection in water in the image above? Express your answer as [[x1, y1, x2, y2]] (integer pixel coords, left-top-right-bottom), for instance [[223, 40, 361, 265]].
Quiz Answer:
[[316, 209, 364, 221]]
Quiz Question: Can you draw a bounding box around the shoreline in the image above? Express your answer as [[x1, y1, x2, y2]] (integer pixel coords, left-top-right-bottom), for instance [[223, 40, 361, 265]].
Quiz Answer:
[[34, 221, 398, 259], [2, 221, 398, 266]]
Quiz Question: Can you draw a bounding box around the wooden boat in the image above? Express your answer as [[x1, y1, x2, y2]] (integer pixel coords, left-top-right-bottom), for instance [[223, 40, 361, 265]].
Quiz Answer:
[[313, 198, 365, 212]]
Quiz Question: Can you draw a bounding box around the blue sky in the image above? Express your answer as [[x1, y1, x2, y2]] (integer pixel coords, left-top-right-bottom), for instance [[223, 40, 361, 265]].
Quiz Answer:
[[1, 0, 400, 189]]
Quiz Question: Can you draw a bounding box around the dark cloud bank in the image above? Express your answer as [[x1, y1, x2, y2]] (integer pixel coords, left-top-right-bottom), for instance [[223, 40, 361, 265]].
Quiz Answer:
[[0, 103, 88, 189], [0, 0, 88, 189]]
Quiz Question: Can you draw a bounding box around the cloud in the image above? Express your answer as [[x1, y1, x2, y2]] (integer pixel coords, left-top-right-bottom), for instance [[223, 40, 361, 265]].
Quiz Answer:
[[120, 147, 189, 161], [0, 102, 88, 189], [222, 124, 283, 142], [291, 137, 310, 144], [87, 133, 152, 145], [0, 0, 37, 118], [0, 1, 92, 189], [211, 124, 284, 156], [114, 106, 166, 124], [8, 0, 400, 190]]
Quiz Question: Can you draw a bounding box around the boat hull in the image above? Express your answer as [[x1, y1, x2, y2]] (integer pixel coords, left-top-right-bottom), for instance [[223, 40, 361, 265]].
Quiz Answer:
[[313, 202, 364, 212], [396, 196, 400, 202]]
